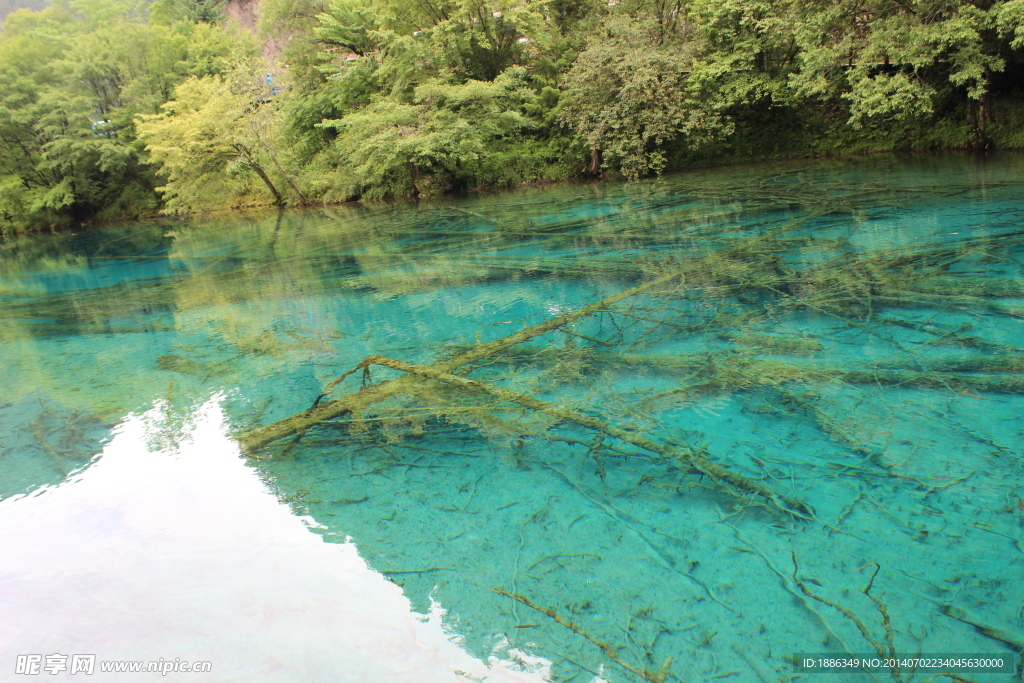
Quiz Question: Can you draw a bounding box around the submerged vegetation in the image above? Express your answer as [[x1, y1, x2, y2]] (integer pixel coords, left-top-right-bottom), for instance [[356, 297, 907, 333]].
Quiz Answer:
[[240, 180, 1024, 515], [4, 158, 1024, 680], [3, 0, 1024, 231], [228, 166, 1024, 681]]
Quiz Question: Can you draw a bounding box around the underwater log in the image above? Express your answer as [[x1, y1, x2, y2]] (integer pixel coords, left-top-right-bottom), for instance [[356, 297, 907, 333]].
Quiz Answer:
[[237, 270, 686, 452]]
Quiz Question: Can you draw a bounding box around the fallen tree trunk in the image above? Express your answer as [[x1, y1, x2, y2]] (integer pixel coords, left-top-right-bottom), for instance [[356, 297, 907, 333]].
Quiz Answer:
[[237, 269, 685, 452], [348, 355, 814, 519]]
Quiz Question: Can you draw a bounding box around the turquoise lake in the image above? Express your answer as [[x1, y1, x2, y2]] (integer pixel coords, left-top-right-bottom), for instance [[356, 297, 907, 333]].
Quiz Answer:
[[1, 154, 1023, 682]]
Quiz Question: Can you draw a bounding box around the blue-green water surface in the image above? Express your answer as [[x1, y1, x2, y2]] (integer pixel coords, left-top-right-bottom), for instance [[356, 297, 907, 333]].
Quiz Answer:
[[2, 154, 1023, 682]]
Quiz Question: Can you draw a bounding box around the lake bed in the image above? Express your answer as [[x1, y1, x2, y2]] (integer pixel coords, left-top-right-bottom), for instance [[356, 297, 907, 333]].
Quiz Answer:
[[2, 154, 1023, 682]]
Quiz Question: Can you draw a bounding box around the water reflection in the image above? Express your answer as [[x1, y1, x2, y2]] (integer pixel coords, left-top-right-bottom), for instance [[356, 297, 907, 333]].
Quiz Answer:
[[0, 397, 548, 682]]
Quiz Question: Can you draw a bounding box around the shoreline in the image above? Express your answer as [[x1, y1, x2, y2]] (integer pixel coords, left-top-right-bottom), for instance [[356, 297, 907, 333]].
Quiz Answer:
[[6, 146, 1023, 239]]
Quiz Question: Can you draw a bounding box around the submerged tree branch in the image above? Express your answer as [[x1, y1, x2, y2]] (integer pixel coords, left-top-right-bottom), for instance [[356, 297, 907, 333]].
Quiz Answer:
[[238, 269, 685, 451]]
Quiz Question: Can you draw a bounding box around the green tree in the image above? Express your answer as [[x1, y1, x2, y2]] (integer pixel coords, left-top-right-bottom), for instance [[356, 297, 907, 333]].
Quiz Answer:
[[792, 0, 1024, 150], [0, 0, 241, 232], [137, 72, 306, 211], [312, 68, 535, 198], [559, 18, 733, 178]]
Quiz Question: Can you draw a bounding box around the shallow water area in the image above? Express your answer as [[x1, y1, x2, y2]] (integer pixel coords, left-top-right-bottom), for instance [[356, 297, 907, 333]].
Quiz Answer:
[[1, 154, 1023, 682]]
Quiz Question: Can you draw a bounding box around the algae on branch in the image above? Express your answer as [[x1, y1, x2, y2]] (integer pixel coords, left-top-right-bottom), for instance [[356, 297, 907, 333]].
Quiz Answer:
[[238, 210, 1024, 525]]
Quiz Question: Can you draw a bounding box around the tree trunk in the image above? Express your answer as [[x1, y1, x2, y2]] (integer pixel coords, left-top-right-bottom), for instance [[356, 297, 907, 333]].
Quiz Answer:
[[270, 154, 307, 206], [350, 354, 813, 518], [238, 269, 686, 452], [251, 120, 308, 205], [248, 160, 285, 207], [967, 74, 993, 154]]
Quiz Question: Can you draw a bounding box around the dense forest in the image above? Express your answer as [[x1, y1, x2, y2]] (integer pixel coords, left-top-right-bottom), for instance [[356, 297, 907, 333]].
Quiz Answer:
[[1, 0, 1024, 233]]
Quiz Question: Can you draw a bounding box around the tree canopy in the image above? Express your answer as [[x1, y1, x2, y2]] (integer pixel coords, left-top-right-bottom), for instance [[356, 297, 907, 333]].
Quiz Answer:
[[2, 0, 1024, 231]]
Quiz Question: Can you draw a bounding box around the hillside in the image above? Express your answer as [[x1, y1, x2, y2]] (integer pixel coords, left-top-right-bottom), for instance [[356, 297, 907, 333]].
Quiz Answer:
[[3, 0, 1024, 234]]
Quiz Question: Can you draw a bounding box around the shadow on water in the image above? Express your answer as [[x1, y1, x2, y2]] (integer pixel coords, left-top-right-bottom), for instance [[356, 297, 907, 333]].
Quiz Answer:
[[2, 153, 1023, 682]]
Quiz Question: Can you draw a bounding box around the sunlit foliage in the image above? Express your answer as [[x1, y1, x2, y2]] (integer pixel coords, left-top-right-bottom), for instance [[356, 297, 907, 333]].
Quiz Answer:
[[2, 0, 1024, 228], [0, 0, 241, 233]]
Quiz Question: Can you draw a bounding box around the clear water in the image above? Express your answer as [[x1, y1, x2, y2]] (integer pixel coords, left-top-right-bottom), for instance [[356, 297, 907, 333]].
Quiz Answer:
[[2, 154, 1023, 682]]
